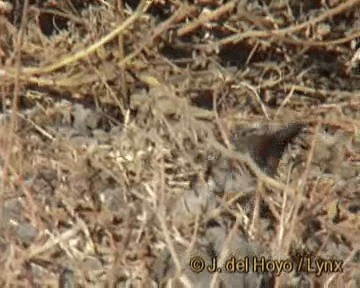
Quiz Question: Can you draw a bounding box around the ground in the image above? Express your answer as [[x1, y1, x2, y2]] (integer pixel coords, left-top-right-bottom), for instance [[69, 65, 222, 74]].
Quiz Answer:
[[0, 0, 359, 287]]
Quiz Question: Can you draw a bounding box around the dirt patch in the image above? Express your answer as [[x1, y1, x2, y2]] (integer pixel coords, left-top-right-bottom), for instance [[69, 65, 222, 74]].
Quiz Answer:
[[0, 0, 359, 287]]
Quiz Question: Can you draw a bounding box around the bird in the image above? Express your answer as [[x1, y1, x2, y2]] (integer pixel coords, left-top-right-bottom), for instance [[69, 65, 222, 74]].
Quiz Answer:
[[172, 123, 304, 220], [231, 123, 303, 176]]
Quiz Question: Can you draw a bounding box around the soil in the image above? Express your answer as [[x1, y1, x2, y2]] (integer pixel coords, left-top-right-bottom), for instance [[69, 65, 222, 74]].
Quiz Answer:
[[0, 0, 359, 287]]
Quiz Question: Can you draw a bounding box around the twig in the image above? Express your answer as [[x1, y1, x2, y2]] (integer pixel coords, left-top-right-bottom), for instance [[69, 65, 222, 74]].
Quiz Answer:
[[276, 85, 296, 117], [156, 157, 192, 287], [213, 90, 231, 148], [210, 216, 242, 288], [1, 0, 29, 220], [283, 84, 360, 100], [249, 181, 262, 238], [298, 120, 320, 191], [237, 81, 269, 119], [217, 0, 360, 46], [5, 0, 151, 76], [117, 4, 197, 69], [177, 1, 236, 36]]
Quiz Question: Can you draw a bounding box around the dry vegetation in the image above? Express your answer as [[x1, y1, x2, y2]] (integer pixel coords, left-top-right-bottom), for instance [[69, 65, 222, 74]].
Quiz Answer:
[[0, 0, 359, 287]]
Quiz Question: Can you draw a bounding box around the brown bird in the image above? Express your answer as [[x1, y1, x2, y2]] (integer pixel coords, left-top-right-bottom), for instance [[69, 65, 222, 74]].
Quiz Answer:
[[174, 123, 304, 218], [231, 123, 303, 176]]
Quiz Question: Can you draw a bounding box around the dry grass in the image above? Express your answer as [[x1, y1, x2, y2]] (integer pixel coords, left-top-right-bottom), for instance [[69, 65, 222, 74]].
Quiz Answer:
[[0, 0, 359, 287]]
